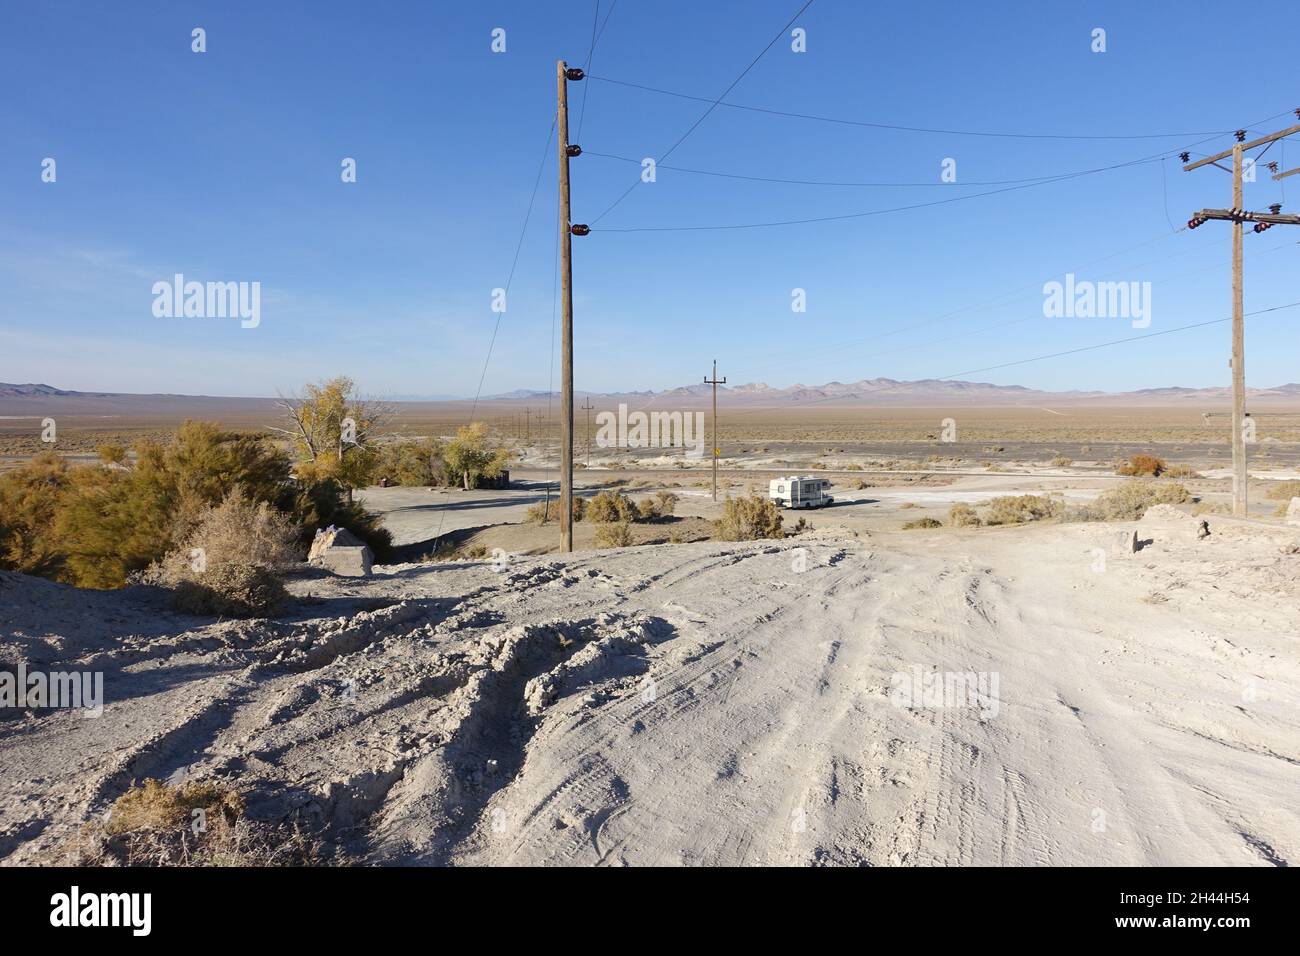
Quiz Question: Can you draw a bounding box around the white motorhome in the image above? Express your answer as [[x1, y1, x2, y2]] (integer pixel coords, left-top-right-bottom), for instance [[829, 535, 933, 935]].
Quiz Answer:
[[768, 475, 834, 509]]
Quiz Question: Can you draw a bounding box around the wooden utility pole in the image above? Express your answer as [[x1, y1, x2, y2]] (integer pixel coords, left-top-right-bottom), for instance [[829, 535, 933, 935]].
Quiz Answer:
[[580, 397, 594, 466], [1230, 143, 1246, 519], [556, 60, 587, 552], [1183, 115, 1300, 517], [705, 359, 726, 501]]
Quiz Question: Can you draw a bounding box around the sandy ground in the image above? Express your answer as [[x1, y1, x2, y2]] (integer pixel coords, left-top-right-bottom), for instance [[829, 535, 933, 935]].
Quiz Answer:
[[2, 499, 1298, 866]]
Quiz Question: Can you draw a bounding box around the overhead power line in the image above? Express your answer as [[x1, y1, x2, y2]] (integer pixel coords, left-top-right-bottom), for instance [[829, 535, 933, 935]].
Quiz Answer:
[[587, 73, 1239, 141], [589, 0, 817, 225], [581, 148, 1176, 188], [469, 119, 556, 422], [590, 113, 1300, 233], [592, 151, 1171, 232], [936, 301, 1300, 381]]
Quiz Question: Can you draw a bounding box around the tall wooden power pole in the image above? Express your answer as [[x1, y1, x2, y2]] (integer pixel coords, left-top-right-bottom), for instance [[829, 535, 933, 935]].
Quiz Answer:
[[556, 60, 588, 552], [580, 396, 594, 466], [705, 359, 726, 501], [1183, 116, 1300, 517]]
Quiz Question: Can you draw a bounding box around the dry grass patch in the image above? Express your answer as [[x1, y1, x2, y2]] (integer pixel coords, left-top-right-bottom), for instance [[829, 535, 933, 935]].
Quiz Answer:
[[62, 779, 318, 867]]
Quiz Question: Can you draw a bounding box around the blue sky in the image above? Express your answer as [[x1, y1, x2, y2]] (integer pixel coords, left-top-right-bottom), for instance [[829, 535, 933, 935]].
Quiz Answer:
[[2, 0, 1298, 398]]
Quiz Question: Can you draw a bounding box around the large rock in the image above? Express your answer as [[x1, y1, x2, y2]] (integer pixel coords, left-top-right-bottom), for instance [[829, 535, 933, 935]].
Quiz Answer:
[[308, 526, 373, 577], [1287, 497, 1300, 528]]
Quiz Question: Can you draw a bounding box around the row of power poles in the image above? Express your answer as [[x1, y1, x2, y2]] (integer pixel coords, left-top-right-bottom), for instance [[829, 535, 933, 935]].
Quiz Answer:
[[1182, 112, 1300, 518]]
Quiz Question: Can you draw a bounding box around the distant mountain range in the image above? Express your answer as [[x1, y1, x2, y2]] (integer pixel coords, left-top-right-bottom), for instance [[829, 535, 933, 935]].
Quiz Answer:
[[4, 379, 1300, 413], [480, 378, 1300, 408]]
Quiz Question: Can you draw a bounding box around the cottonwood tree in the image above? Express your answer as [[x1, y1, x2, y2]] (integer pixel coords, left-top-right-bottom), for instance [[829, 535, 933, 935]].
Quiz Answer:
[[443, 423, 510, 490], [271, 377, 394, 498]]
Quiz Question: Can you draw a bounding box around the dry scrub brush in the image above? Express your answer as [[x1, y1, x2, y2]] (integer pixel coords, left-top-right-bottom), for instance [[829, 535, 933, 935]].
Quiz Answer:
[[1074, 481, 1190, 521], [145, 490, 299, 617], [983, 495, 1063, 526], [713, 495, 783, 541], [593, 521, 634, 549]]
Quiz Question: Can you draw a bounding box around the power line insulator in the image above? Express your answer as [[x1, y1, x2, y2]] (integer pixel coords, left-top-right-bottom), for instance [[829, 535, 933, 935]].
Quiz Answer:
[[1267, 162, 1280, 173], [1254, 222, 1272, 233], [1269, 203, 1283, 215], [566, 144, 582, 157], [570, 224, 591, 236], [565, 68, 585, 81], [1188, 216, 1208, 229], [1179, 152, 1191, 164], [1234, 130, 1247, 142]]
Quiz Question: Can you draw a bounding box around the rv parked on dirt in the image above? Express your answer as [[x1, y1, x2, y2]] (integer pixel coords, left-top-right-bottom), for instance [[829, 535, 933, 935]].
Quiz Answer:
[[769, 475, 834, 509]]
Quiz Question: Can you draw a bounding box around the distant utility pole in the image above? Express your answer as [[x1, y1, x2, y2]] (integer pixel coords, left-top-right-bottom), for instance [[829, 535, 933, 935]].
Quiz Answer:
[[557, 59, 589, 553], [580, 397, 594, 466], [524, 408, 531, 444], [705, 359, 726, 501], [1183, 114, 1300, 518]]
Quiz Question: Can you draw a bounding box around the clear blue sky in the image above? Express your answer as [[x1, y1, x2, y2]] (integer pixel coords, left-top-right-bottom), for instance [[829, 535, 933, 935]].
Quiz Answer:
[[2, 0, 1298, 398]]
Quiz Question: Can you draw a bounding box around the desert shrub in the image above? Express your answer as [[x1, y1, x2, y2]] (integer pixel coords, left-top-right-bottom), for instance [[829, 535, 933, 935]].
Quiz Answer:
[[147, 489, 299, 586], [1264, 479, 1300, 501], [1116, 454, 1166, 477], [375, 437, 444, 486], [587, 490, 636, 523], [1079, 481, 1190, 521], [903, 517, 943, 530], [713, 495, 783, 541], [636, 498, 657, 521], [848, 478, 871, 490], [524, 496, 586, 524], [1162, 463, 1201, 479], [0, 422, 386, 589], [64, 779, 316, 867], [653, 490, 679, 516], [1049, 456, 1073, 467], [281, 477, 392, 561], [443, 423, 510, 490], [0, 452, 73, 579], [171, 563, 289, 617], [984, 495, 1062, 526], [593, 521, 634, 549], [1192, 501, 1231, 516], [96, 443, 128, 466], [948, 503, 982, 527]]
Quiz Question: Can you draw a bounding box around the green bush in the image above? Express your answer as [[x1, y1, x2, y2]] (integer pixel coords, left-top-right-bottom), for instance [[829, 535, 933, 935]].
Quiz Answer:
[[0, 421, 388, 588], [0, 452, 73, 579], [375, 437, 444, 486], [713, 495, 783, 541]]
